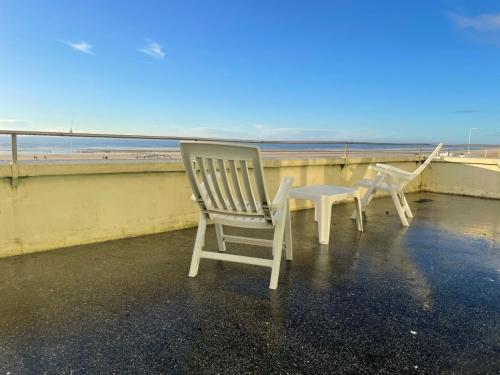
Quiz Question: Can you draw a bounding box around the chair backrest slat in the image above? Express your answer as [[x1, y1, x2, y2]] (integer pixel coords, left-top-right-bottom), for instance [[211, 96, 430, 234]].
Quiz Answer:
[[181, 141, 273, 224], [217, 159, 237, 210], [239, 160, 257, 212], [207, 158, 228, 210], [228, 159, 247, 212], [196, 156, 219, 209]]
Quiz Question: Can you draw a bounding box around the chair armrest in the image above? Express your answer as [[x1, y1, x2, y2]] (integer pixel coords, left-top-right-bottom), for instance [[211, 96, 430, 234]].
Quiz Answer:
[[372, 163, 413, 179], [271, 176, 294, 210]]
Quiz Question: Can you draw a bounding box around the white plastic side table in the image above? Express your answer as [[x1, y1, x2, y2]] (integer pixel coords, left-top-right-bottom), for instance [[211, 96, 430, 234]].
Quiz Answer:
[[290, 185, 363, 244]]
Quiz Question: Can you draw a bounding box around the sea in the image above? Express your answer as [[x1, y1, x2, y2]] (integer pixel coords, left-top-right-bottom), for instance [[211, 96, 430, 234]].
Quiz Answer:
[[0, 135, 436, 155]]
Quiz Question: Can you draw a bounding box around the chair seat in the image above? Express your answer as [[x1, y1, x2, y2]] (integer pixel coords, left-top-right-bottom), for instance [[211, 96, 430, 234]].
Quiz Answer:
[[207, 200, 274, 228], [356, 178, 396, 192], [210, 213, 273, 229]]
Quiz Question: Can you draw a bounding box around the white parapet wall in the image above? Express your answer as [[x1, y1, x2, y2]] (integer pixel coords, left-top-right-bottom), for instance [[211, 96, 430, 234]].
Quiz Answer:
[[421, 157, 500, 199], [0, 156, 498, 258]]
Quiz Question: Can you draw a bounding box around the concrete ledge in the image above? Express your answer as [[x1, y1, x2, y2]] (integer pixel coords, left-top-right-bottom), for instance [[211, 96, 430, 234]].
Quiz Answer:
[[439, 156, 500, 166], [0, 155, 424, 178], [1, 155, 498, 179]]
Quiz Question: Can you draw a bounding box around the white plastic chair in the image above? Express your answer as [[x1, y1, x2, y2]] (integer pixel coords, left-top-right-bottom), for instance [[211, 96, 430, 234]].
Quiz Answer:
[[352, 143, 443, 226], [180, 141, 294, 289]]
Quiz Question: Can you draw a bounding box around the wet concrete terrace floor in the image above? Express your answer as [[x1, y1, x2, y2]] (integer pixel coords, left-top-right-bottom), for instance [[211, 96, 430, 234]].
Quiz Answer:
[[0, 192, 499, 374]]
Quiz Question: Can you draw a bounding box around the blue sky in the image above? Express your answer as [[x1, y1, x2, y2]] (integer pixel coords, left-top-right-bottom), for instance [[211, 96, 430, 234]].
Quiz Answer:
[[1, 0, 499, 143]]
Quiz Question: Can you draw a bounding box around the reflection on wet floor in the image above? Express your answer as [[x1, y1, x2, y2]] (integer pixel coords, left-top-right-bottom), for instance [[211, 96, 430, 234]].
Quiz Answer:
[[0, 192, 498, 373]]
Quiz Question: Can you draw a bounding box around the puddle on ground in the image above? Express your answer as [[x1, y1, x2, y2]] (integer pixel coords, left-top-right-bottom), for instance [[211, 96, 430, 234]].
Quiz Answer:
[[414, 198, 433, 203]]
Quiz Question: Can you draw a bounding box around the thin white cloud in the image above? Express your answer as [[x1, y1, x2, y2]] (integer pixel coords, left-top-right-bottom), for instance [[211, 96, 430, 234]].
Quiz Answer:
[[0, 118, 32, 130], [165, 124, 378, 141], [139, 41, 165, 60], [61, 40, 94, 55], [0, 118, 30, 124], [449, 109, 481, 114], [0, 119, 83, 133], [449, 12, 500, 31]]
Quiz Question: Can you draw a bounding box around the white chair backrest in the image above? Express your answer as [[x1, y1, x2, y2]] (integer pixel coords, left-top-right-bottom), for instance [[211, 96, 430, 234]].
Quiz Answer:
[[411, 143, 443, 178], [180, 141, 273, 224]]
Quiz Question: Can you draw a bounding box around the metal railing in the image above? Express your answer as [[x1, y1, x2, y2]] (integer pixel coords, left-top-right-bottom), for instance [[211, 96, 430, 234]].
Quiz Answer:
[[0, 129, 499, 164]]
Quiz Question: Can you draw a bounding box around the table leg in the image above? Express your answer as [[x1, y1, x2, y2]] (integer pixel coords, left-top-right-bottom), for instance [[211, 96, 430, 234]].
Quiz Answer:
[[317, 196, 332, 244]]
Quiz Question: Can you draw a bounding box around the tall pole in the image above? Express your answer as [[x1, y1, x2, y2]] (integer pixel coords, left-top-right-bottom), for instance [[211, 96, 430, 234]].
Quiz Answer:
[[467, 128, 478, 155]]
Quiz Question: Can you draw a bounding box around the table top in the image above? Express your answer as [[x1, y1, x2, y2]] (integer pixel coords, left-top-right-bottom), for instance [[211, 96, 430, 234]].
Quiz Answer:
[[290, 184, 359, 200]]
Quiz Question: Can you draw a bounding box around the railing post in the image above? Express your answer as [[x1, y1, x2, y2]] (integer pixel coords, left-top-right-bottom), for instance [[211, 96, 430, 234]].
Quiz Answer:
[[11, 134, 18, 164], [344, 143, 349, 162], [10, 134, 19, 188], [418, 146, 422, 161]]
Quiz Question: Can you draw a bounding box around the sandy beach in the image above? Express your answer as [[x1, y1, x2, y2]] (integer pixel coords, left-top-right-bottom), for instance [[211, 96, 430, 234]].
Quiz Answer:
[[0, 149, 420, 162], [0, 147, 498, 162]]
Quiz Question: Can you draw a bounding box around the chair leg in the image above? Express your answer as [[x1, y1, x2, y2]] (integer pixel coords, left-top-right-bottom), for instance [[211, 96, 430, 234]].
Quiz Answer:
[[351, 176, 381, 219], [285, 203, 293, 261], [189, 214, 208, 277], [269, 214, 286, 289], [362, 175, 383, 208], [318, 196, 332, 245], [214, 223, 226, 252], [388, 185, 409, 226], [361, 185, 376, 209], [399, 192, 413, 218], [354, 196, 363, 232]]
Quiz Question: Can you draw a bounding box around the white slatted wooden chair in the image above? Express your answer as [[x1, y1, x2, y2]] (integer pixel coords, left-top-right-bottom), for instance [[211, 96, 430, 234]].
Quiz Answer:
[[352, 143, 443, 226], [180, 141, 294, 289]]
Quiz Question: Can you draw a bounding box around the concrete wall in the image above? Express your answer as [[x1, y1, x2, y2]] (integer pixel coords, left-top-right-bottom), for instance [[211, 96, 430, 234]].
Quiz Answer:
[[421, 157, 500, 199], [0, 156, 498, 257]]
